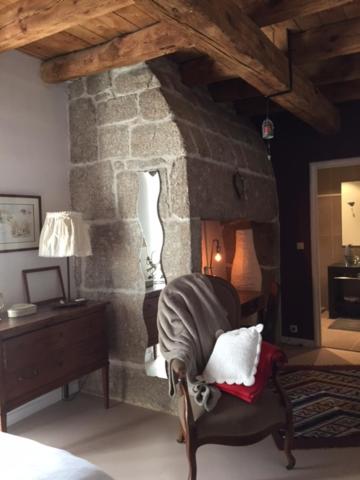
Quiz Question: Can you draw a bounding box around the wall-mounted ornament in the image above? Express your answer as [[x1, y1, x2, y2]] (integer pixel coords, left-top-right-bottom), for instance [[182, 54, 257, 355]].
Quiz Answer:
[[233, 172, 246, 200], [347, 201, 356, 217]]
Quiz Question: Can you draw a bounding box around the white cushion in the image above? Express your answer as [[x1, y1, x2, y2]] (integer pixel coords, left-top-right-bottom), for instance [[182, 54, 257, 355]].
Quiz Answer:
[[200, 324, 263, 386]]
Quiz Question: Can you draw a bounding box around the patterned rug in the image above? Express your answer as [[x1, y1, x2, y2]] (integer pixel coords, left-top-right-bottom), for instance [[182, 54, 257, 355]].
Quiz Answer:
[[278, 366, 360, 449]]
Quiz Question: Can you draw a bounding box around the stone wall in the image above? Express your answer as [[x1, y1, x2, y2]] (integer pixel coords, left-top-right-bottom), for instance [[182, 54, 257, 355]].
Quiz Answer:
[[68, 59, 278, 412]]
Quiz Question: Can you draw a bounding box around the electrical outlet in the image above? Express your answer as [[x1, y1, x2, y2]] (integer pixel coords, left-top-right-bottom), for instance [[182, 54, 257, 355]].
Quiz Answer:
[[290, 324, 298, 334]]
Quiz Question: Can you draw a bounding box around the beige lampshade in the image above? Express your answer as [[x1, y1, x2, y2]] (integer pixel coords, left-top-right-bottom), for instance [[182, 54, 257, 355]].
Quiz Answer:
[[39, 211, 92, 258], [231, 229, 262, 291]]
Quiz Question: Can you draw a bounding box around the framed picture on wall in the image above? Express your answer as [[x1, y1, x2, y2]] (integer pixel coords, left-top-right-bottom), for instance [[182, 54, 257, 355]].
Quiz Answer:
[[0, 194, 42, 253]]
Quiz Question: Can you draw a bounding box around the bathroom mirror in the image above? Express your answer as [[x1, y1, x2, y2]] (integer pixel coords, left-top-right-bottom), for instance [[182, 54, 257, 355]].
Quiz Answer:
[[342, 181, 360, 246], [138, 171, 165, 289]]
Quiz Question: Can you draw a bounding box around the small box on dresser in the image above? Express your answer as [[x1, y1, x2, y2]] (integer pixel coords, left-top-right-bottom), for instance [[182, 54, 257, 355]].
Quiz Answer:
[[0, 301, 109, 432]]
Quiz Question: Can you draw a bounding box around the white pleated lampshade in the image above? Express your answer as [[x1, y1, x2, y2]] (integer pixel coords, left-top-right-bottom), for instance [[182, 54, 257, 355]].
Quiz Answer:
[[231, 229, 262, 291], [39, 211, 92, 258]]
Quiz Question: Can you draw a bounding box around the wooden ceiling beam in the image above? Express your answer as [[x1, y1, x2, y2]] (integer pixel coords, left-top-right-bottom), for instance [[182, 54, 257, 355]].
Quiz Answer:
[[321, 79, 360, 103], [211, 72, 360, 104], [181, 56, 235, 87], [209, 78, 259, 102], [184, 52, 360, 91], [0, 0, 134, 52], [235, 79, 360, 117], [292, 16, 360, 64], [237, 0, 357, 27], [41, 22, 193, 83], [303, 53, 360, 85], [134, 0, 339, 134]]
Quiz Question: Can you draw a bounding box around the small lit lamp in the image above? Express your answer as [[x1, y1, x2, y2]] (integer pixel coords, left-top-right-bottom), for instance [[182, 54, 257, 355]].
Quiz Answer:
[[209, 239, 222, 275], [39, 211, 92, 307]]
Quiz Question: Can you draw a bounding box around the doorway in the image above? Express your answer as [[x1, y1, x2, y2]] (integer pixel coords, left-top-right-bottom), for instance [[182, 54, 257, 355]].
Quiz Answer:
[[310, 158, 360, 351]]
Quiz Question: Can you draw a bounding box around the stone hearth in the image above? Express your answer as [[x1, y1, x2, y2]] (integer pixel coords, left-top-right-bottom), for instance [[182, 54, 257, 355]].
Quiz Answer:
[[68, 58, 278, 412]]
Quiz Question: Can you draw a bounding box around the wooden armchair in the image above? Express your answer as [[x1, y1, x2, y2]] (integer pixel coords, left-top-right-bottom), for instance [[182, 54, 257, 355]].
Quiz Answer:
[[170, 276, 295, 480]]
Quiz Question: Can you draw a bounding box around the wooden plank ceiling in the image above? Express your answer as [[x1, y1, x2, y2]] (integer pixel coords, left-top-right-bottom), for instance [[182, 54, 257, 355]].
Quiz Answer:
[[1, 1, 360, 133]]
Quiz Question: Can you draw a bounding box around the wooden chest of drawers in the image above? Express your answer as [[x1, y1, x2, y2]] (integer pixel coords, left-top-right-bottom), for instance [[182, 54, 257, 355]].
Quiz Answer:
[[0, 302, 109, 432]]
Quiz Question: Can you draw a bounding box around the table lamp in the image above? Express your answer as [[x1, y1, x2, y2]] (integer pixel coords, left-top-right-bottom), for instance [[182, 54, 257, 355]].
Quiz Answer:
[[39, 211, 92, 307]]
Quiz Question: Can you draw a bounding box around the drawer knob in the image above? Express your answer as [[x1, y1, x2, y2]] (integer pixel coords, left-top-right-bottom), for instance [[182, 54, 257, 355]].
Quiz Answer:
[[18, 368, 39, 381]]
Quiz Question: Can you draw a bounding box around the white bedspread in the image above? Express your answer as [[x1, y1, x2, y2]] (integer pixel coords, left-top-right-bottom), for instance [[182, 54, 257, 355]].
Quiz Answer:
[[0, 432, 113, 480]]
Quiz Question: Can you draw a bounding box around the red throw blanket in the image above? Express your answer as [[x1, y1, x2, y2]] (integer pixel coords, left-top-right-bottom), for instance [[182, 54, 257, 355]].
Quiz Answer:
[[216, 341, 287, 403]]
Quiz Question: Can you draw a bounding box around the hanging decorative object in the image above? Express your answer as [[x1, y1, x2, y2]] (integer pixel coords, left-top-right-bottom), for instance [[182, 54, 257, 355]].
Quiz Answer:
[[261, 97, 274, 161], [259, 29, 294, 162]]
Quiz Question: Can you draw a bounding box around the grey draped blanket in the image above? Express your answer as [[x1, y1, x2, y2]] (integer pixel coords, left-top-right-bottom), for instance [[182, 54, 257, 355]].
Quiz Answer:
[[157, 273, 231, 411]]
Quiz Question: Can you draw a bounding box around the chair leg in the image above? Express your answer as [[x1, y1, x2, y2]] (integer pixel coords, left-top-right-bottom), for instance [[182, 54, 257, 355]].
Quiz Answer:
[[186, 441, 197, 480], [176, 421, 185, 443], [284, 427, 296, 470]]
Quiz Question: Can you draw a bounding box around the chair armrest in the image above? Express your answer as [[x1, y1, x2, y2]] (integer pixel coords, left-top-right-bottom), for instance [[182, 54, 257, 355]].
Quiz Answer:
[[172, 359, 187, 380]]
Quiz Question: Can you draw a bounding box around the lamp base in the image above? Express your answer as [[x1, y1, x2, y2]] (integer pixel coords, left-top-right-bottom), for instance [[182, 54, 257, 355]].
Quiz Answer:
[[52, 298, 87, 309]]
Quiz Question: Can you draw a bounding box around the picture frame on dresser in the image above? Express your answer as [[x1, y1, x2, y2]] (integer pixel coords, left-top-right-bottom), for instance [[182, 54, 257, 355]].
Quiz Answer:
[[22, 266, 66, 305], [0, 194, 42, 253]]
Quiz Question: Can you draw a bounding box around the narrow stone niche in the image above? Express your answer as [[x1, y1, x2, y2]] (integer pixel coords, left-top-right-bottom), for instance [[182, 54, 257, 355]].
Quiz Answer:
[[68, 58, 279, 413]]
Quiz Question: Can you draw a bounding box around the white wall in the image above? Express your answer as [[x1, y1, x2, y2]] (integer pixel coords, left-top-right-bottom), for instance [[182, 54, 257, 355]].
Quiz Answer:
[[0, 51, 70, 308]]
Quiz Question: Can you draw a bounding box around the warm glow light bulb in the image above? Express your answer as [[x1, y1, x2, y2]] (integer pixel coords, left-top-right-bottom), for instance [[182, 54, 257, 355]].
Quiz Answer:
[[214, 252, 222, 262]]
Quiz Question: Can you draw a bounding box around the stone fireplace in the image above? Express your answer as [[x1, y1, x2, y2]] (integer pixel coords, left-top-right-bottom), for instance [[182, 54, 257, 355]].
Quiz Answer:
[[68, 58, 279, 412]]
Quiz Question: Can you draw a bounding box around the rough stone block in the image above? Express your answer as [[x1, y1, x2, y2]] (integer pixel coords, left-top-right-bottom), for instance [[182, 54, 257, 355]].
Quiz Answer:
[[192, 87, 215, 111], [98, 95, 137, 125], [186, 160, 236, 220], [84, 221, 143, 290], [116, 171, 139, 218], [126, 158, 168, 171], [81, 291, 147, 364], [190, 127, 211, 158], [74, 257, 82, 289], [161, 220, 192, 281], [86, 71, 111, 95], [190, 218, 202, 272], [150, 59, 191, 98], [186, 159, 277, 222], [139, 88, 171, 120], [82, 361, 173, 413], [175, 121, 197, 155], [99, 125, 129, 159], [207, 133, 236, 166], [158, 168, 171, 220], [201, 111, 217, 132], [245, 176, 278, 223], [113, 65, 160, 95], [131, 121, 184, 158], [70, 161, 116, 220], [68, 78, 85, 100], [243, 147, 273, 176], [69, 98, 98, 164], [252, 221, 280, 267], [169, 157, 190, 218], [114, 160, 126, 171], [231, 142, 248, 169], [95, 92, 112, 103], [162, 90, 201, 125]]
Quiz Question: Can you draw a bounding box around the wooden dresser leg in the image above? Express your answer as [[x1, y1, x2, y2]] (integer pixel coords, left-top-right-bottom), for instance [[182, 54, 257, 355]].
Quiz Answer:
[[0, 410, 7, 433], [102, 364, 110, 409]]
